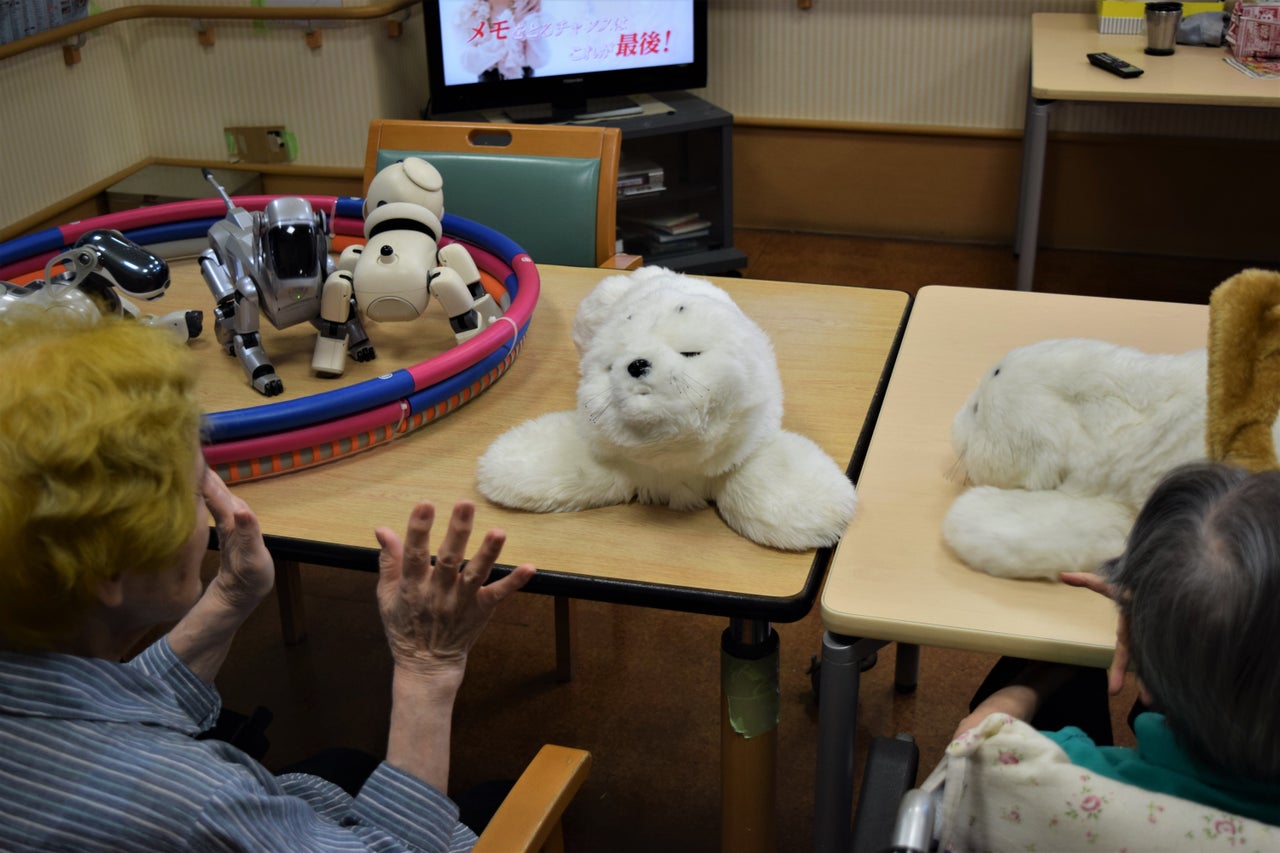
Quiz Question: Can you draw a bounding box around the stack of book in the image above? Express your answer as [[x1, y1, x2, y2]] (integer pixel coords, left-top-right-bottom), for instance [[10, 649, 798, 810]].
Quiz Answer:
[[617, 158, 665, 198], [625, 212, 711, 254]]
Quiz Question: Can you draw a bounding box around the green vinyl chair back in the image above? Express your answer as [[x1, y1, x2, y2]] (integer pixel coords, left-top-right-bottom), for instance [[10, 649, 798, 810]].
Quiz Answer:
[[363, 121, 622, 269]]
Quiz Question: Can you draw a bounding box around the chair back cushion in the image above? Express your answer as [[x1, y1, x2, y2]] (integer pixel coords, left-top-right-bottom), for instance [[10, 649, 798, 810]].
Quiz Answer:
[[923, 713, 1280, 852], [375, 149, 600, 268]]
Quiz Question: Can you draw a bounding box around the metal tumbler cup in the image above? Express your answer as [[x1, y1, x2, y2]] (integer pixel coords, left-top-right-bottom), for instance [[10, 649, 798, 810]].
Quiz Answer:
[[1145, 1, 1183, 56]]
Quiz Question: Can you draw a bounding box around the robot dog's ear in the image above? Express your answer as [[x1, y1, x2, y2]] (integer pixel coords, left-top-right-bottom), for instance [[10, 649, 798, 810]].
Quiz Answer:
[[403, 157, 444, 192]]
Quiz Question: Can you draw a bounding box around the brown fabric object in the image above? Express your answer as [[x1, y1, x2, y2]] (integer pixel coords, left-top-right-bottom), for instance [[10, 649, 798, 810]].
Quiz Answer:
[[1206, 269, 1280, 472]]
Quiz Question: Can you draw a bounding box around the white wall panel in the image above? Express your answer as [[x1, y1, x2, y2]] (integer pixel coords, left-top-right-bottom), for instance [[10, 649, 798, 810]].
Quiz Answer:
[[3, 0, 1278, 233], [0, 26, 145, 231], [703, 0, 1280, 139]]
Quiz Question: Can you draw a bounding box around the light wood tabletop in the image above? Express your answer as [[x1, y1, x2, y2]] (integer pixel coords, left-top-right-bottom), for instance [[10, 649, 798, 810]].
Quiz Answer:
[[812, 284, 1212, 853], [820, 284, 1211, 665], [170, 259, 908, 615], [161, 249, 907, 853], [1015, 14, 1280, 291], [1032, 12, 1280, 107]]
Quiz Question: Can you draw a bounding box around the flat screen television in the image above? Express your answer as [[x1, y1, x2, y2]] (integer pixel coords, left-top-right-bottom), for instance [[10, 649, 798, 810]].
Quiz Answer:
[[422, 0, 707, 121]]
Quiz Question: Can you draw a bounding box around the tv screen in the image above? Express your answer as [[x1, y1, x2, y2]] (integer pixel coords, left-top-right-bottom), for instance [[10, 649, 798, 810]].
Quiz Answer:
[[422, 0, 708, 120]]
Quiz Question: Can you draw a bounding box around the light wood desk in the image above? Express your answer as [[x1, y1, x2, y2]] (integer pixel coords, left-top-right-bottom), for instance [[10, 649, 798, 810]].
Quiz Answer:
[[1015, 13, 1280, 291], [812, 285, 1210, 853], [166, 260, 908, 853]]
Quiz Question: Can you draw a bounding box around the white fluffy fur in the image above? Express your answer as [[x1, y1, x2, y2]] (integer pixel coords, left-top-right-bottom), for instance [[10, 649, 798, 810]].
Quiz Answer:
[[476, 266, 857, 550], [943, 338, 1261, 580]]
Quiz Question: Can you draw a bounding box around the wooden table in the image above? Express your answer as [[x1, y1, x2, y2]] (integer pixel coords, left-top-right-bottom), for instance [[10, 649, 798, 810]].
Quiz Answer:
[[812, 285, 1210, 853], [1015, 13, 1280, 291], [166, 259, 908, 853]]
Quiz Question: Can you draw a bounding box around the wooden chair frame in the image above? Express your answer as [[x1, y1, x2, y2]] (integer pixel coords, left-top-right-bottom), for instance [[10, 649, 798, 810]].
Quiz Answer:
[[475, 744, 592, 853], [363, 119, 632, 269]]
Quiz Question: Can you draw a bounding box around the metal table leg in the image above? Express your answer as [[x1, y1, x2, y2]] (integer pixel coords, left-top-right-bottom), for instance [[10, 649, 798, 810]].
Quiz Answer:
[[1015, 83, 1056, 292], [721, 617, 780, 853], [813, 631, 888, 853], [894, 643, 920, 694]]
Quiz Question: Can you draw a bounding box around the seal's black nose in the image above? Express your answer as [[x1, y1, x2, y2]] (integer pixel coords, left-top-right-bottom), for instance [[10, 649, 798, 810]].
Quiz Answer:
[[627, 359, 651, 378]]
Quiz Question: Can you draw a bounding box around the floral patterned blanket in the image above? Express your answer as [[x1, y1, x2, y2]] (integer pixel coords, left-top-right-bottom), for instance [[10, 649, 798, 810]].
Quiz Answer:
[[920, 713, 1280, 852]]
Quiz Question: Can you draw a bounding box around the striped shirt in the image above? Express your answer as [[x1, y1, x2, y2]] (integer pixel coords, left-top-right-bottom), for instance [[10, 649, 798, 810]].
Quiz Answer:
[[0, 639, 477, 851]]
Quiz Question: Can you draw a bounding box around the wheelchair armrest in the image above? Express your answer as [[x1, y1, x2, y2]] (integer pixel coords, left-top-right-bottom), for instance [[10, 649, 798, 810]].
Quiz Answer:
[[850, 733, 920, 853]]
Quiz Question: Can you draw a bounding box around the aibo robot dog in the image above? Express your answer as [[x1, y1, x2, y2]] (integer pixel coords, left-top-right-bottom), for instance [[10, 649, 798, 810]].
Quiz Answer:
[[198, 169, 374, 397], [329, 157, 502, 343], [0, 229, 202, 340]]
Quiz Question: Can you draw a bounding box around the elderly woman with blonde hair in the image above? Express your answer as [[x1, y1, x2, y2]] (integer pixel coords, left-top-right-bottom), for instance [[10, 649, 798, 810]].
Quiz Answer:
[[0, 313, 533, 851]]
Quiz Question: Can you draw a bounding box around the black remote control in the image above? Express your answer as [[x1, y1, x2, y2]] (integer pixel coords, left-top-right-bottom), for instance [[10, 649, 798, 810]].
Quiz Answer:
[[1087, 52, 1143, 78]]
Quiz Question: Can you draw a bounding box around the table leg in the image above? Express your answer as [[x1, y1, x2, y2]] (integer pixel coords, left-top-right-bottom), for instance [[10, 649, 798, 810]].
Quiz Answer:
[[720, 618, 779, 853], [275, 559, 308, 646], [1015, 85, 1056, 292], [894, 643, 920, 694], [554, 595, 574, 683], [813, 631, 888, 853]]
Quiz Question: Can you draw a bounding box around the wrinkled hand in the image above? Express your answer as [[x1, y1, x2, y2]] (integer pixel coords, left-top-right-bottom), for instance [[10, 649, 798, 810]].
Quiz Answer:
[[1059, 570, 1116, 599], [1061, 570, 1130, 696], [375, 501, 535, 677], [952, 684, 1040, 741], [204, 467, 274, 611]]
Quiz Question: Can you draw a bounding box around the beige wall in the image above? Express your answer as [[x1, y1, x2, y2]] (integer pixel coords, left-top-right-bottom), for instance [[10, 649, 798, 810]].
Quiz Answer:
[[3, 0, 1279, 255], [1, 0, 428, 233], [710, 0, 1276, 140]]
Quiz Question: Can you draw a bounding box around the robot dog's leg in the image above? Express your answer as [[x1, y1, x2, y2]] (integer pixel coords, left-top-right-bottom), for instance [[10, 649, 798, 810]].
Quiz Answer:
[[198, 251, 239, 355], [335, 244, 363, 274], [139, 310, 204, 342], [344, 296, 376, 363], [429, 266, 482, 344], [230, 282, 283, 396], [437, 242, 503, 322], [171, 310, 205, 341], [119, 297, 204, 342], [312, 271, 355, 377], [327, 255, 375, 363]]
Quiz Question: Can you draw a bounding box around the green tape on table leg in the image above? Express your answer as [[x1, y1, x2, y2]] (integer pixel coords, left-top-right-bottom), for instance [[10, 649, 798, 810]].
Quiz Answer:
[[723, 646, 780, 739]]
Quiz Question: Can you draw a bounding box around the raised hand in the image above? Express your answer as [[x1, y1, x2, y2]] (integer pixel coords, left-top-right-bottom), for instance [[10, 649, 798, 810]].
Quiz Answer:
[[375, 500, 535, 677], [204, 467, 274, 611], [1061, 570, 1130, 695]]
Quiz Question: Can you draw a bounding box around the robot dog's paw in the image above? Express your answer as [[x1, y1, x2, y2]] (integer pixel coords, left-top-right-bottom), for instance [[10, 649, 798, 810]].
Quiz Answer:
[[252, 371, 285, 397], [351, 344, 377, 363], [185, 311, 204, 340]]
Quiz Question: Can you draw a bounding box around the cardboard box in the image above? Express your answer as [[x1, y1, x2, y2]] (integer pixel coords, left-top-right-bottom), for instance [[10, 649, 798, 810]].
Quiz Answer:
[[106, 165, 262, 213], [224, 125, 298, 164], [1097, 0, 1226, 34], [1227, 2, 1280, 59]]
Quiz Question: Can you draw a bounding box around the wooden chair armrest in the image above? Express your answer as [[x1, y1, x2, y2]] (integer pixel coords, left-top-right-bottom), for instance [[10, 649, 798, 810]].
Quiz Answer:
[[599, 253, 644, 271], [473, 744, 592, 853]]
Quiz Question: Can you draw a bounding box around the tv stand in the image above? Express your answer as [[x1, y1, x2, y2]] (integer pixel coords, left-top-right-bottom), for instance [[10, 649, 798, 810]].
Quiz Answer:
[[492, 96, 644, 125], [571, 95, 645, 121], [428, 91, 746, 276]]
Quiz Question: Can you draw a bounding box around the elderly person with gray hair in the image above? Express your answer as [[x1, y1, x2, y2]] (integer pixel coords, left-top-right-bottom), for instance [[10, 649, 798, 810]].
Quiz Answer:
[[954, 461, 1280, 823]]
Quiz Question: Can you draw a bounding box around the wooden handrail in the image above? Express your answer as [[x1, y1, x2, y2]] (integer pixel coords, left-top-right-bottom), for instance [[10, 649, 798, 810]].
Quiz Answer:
[[0, 0, 418, 62]]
